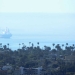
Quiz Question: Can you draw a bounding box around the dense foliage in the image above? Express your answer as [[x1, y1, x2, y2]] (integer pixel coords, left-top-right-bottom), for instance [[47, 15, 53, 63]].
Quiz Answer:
[[0, 43, 75, 75]]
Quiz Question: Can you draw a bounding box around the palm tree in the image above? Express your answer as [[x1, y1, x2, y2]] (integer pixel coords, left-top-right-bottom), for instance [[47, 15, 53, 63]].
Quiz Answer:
[[22, 43, 25, 50], [37, 42, 40, 49], [7, 43, 9, 49], [73, 44, 74, 46], [62, 44, 64, 50], [72, 44, 74, 50], [66, 43, 68, 47], [29, 42, 31, 47], [52, 43, 55, 49], [22, 43, 24, 47], [32, 43, 34, 48], [44, 45, 46, 50], [19, 43, 21, 49], [3, 45, 7, 50], [55, 44, 61, 50], [37, 42, 39, 46]]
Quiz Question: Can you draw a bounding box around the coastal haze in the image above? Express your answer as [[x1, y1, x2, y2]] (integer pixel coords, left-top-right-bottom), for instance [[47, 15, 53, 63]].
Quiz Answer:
[[0, 1, 75, 75], [0, 0, 75, 49]]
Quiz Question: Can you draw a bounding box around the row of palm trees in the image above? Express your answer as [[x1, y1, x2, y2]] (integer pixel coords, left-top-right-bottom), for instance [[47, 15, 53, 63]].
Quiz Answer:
[[0, 43, 9, 48], [52, 43, 74, 49], [18, 42, 75, 51], [19, 42, 39, 49], [0, 42, 75, 50]]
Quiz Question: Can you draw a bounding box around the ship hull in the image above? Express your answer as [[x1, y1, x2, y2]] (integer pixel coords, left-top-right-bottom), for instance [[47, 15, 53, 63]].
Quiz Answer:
[[0, 34, 12, 38]]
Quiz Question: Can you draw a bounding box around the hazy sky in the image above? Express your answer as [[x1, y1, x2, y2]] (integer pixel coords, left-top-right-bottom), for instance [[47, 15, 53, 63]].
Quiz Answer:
[[0, 0, 75, 13], [0, 0, 75, 38]]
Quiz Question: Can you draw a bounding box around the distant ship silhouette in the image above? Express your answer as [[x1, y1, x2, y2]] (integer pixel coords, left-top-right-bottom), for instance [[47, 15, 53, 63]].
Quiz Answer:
[[0, 28, 12, 38]]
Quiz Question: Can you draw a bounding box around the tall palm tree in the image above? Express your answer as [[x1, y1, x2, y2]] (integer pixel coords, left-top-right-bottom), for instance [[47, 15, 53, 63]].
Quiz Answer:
[[62, 44, 64, 50], [19, 43, 21, 49], [72, 44, 74, 51], [37, 42, 39, 46], [22, 43, 25, 50], [7, 43, 9, 49], [44, 45, 46, 50], [22, 43, 24, 47], [37, 42, 40, 50], [32, 43, 34, 48], [73, 44, 74, 46], [3, 45, 7, 50], [66, 43, 68, 46], [55, 44, 61, 51], [52, 43, 55, 49]]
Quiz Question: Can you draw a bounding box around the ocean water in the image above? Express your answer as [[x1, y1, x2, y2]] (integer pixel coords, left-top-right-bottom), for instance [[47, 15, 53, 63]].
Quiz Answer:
[[0, 34, 75, 50], [0, 13, 75, 50]]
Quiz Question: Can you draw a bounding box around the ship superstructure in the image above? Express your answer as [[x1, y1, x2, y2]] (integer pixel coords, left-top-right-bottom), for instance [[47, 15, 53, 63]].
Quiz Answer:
[[0, 28, 12, 38]]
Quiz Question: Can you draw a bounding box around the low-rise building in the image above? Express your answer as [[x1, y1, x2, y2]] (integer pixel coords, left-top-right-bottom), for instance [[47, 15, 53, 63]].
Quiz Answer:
[[64, 55, 75, 64]]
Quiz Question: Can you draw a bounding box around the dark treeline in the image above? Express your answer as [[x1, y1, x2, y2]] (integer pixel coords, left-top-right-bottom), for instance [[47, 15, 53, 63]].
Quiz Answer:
[[0, 42, 75, 75]]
